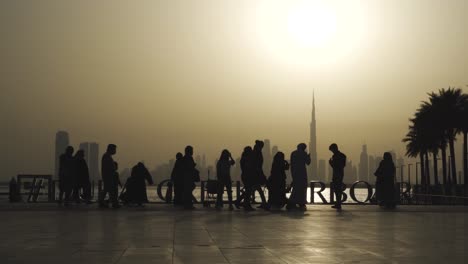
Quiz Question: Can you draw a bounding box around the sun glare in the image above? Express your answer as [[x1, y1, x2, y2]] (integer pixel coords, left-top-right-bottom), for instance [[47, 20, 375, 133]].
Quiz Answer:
[[287, 3, 337, 48], [250, 1, 368, 69]]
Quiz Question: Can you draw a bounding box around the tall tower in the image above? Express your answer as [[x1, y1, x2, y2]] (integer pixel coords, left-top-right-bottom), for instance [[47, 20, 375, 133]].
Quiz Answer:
[[55, 131, 70, 179], [309, 92, 318, 179]]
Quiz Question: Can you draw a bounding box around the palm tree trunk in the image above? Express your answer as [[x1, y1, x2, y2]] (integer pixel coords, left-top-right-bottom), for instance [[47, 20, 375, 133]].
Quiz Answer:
[[425, 151, 431, 186], [441, 146, 448, 185], [420, 153, 426, 187], [449, 136, 457, 185], [463, 131, 467, 198], [432, 152, 439, 185]]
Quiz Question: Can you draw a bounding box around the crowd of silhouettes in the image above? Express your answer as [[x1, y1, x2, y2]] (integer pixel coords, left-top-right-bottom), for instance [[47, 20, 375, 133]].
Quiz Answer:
[[55, 141, 397, 211], [58, 146, 92, 206]]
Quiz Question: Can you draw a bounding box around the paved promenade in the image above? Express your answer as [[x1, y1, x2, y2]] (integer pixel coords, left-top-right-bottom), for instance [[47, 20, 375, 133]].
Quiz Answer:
[[1, 204, 467, 264]]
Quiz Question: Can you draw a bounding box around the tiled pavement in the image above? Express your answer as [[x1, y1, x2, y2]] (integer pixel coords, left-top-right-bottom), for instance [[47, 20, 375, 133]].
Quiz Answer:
[[0, 204, 467, 263]]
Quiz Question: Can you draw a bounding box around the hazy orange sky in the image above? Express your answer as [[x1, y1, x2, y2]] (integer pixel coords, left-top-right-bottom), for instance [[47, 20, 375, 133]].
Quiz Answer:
[[1, 0, 467, 179]]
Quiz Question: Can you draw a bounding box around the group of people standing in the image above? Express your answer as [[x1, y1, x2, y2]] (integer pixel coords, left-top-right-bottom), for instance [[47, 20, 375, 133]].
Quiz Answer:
[[57, 146, 93, 206], [171, 146, 200, 209], [58, 141, 397, 210], [170, 140, 349, 212], [58, 144, 154, 208]]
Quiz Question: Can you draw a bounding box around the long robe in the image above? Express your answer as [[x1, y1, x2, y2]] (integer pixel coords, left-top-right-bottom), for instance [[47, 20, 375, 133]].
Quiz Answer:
[[123, 164, 154, 204], [171, 158, 184, 205], [374, 160, 396, 205], [75, 157, 91, 200], [268, 160, 289, 208], [59, 153, 75, 192], [289, 150, 311, 205]]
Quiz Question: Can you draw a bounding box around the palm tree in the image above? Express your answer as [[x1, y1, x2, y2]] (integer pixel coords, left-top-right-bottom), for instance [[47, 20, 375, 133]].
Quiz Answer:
[[416, 101, 442, 185], [427, 88, 465, 185], [456, 93, 468, 195], [403, 124, 427, 187]]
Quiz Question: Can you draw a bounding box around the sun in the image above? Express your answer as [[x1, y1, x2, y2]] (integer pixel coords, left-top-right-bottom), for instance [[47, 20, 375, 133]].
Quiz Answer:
[[286, 2, 337, 48], [249, 0, 368, 68]]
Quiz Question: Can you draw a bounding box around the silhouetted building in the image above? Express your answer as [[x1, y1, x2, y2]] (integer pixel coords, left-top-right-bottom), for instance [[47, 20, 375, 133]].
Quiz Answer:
[[55, 131, 70, 179], [359, 145, 368, 182], [318, 159, 326, 182], [352, 165, 358, 183], [308, 93, 318, 179], [345, 160, 354, 184], [202, 154, 206, 169], [79, 142, 99, 181]]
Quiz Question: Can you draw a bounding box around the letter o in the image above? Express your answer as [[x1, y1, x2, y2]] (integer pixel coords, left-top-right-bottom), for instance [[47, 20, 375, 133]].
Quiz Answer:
[[350, 181, 373, 204]]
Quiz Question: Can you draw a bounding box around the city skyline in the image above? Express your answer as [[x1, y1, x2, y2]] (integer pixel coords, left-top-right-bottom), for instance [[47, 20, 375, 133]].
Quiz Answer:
[[1, 0, 467, 181]]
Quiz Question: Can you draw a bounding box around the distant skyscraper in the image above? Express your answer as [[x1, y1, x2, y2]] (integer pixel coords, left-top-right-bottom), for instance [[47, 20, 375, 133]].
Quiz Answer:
[[79, 142, 99, 181], [196, 155, 201, 167], [309, 92, 318, 178], [55, 131, 70, 179], [352, 165, 358, 183], [318, 159, 326, 182], [359, 145, 369, 181], [202, 154, 206, 169]]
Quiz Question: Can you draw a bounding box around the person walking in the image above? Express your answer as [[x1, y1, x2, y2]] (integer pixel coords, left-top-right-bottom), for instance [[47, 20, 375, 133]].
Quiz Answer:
[[99, 144, 120, 209]]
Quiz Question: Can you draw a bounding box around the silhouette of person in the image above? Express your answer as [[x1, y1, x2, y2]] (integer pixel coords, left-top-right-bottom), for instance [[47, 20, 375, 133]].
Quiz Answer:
[[267, 152, 290, 209], [235, 146, 254, 211], [374, 152, 396, 209], [58, 146, 74, 206], [99, 144, 120, 209], [182, 146, 197, 210], [215, 149, 236, 210], [288, 143, 311, 211], [121, 162, 154, 206], [74, 150, 92, 204], [171, 152, 184, 206], [329, 143, 346, 210], [251, 140, 269, 209], [9, 177, 20, 203]]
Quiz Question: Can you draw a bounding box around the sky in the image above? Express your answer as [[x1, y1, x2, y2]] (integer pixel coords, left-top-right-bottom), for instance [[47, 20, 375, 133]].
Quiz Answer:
[[1, 0, 467, 180]]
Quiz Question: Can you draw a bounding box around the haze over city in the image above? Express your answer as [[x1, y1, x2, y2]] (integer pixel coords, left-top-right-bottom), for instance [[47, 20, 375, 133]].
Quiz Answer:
[[1, 0, 467, 180]]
